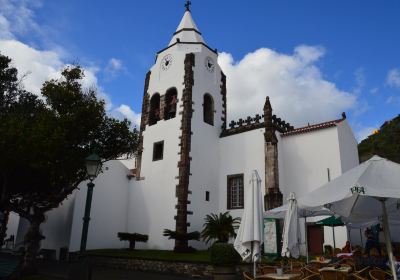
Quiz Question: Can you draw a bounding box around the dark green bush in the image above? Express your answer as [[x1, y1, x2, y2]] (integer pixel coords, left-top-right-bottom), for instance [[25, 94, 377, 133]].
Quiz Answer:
[[209, 243, 241, 266]]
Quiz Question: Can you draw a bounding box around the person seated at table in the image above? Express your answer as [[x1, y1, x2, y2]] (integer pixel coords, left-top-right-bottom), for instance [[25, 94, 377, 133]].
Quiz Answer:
[[324, 245, 333, 257], [342, 241, 351, 253]]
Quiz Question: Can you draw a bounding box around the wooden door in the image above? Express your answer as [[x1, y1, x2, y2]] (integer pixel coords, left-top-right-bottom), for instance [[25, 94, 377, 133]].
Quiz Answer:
[[308, 225, 324, 255]]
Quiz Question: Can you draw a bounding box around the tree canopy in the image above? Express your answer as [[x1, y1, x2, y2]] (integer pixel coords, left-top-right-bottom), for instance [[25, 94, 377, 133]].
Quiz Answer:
[[358, 115, 400, 163], [0, 52, 139, 270]]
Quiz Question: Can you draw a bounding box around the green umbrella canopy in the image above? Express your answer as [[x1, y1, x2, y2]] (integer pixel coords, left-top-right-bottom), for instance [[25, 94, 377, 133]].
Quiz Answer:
[[316, 216, 344, 227]]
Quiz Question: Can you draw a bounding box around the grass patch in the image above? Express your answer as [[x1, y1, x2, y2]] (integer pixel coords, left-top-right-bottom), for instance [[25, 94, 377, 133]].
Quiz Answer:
[[87, 249, 211, 263]]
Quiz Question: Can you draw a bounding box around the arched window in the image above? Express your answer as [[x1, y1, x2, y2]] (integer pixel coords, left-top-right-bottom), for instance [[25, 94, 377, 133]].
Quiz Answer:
[[203, 93, 214, 126], [164, 88, 178, 120], [149, 93, 160, 126]]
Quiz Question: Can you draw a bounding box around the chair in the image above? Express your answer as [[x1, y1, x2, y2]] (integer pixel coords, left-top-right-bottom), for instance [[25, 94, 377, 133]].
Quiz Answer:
[[369, 269, 392, 280], [243, 271, 255, 280], [320, 270, 347, 280], [304, 266, 319, 276], [301, 272, 319, 280], [259, 265, 277, 274], [351, 266, 371, 280]]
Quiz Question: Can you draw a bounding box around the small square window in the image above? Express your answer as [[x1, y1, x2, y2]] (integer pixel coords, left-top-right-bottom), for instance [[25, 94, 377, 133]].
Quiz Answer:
[[205, 191, 210, 201], [152, 141, 164, 161]]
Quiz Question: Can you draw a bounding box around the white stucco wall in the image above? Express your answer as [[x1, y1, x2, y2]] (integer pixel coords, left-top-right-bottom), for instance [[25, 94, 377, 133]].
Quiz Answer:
[[3, 212, 19, 249], [218, 129, 266, 220], [68, 160, 130, 252], [279, 126, 342, 200], [187, 49, 223, 249], [337, 120, 359, 173], [40, 195, 76, 257]]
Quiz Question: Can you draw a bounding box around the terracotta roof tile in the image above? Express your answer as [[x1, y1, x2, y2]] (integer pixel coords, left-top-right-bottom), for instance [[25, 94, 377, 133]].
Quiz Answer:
[[281, 118, 345, 137]]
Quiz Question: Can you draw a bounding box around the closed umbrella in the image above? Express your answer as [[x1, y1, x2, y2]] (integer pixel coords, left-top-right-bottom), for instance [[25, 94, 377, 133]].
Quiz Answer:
[[281, 192, 300, 258], [265, 203, 331, 262], [234, 170, 264, 277], [298, 156, 400, 280]]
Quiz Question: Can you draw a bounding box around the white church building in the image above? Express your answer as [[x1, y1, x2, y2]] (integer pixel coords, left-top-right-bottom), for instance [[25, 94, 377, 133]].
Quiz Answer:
[[7, 7, 362, 257]]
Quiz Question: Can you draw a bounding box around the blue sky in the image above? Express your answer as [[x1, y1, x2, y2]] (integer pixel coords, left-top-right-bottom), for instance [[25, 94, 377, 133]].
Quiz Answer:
[[1, 0, 399, 141]]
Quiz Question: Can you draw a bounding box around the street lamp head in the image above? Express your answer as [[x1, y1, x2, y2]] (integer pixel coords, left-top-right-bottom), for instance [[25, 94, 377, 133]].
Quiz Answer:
[[85, 153, 102, 181]]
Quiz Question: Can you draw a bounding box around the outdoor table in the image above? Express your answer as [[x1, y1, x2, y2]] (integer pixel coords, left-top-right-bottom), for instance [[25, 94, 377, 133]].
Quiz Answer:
[[309, 259, 332, 268], [256, 273, 301, 279], [319, 266, 352, 273], [337, 253, 353, 259]]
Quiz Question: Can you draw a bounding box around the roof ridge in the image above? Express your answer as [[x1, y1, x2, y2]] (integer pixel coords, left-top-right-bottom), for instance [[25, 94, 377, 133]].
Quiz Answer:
[[281, 118, 345, 137]]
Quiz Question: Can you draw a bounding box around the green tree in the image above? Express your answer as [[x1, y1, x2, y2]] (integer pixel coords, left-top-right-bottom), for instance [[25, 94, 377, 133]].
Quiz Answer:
[[0, 53, 25, 248], [201, 212, 240, 244], [358, 115, 400, 163], [0, 59, 139, 272]]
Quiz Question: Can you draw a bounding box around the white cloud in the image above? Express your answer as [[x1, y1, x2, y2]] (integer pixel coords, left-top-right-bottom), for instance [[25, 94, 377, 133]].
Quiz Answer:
[[0, 15, 13, 39], [0, 39, 112, 109], [386, 68, 400, 88], [0, 39, 62, 94], [386, 95, 400, 105], [370, 87, 379, 95], [104, 58, 123, 80], [0, 0, 42, 38], [218, 46, 357, 127], [0, 0, 113, 110], [355, 126, 377, 142], [113, 104, 141, 127], [353, 67, 365, 95]]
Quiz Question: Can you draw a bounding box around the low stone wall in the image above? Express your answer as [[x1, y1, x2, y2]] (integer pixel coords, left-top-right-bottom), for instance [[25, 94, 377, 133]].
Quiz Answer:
[[88, 255, 254, 278], [88, 255, 214, 278]]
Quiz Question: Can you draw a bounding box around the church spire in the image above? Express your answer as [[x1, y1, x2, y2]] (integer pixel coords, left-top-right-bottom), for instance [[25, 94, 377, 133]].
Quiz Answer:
[[168, 3, 205, 46]]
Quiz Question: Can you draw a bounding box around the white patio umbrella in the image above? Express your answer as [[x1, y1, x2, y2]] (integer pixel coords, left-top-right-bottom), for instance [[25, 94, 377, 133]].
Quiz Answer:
[[265, 203, 331, 262], [281, 192, 300, 259], [234, 170, 264, 277], [298, 156, 400, 280]]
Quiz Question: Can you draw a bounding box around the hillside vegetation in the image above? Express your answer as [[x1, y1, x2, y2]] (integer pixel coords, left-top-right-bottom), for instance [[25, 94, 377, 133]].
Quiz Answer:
[[358, 115, 400, 163]]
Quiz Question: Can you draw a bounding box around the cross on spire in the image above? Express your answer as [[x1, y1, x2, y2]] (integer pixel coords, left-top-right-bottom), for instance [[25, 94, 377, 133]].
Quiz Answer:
[[185, 0, 192, 12]]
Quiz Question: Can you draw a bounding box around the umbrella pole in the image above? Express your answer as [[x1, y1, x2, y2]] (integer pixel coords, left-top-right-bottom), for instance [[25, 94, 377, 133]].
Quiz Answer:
[[251, 241, 256, 278], [332, 227, 336, 250], [305, 217, 309, 263], [347, 227, 352, 251], [380, 200, 397, 280], [359, 229, 363, 247]]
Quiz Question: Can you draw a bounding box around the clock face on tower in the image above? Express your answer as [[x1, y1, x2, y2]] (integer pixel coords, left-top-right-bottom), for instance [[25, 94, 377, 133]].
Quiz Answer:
[[205, 56, 215, 73], [161, 54, 173, 71]]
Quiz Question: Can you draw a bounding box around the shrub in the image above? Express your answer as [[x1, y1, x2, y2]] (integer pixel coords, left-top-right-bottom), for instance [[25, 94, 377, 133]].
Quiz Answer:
[[117, 232, 148, 250], [201, 212, 240, 244], [209, 243, 241, 266], [163, 229, 200, 253]]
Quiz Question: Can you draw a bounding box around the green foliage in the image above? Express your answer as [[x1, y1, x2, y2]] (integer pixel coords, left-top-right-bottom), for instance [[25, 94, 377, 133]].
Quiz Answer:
[[0, 62, 139, 216], [358, 115, 400, 163], [0, 53, 139, 269], [201, 212, 240, 244], [163, 229, 200, 241], [209, 243, 241, 266]]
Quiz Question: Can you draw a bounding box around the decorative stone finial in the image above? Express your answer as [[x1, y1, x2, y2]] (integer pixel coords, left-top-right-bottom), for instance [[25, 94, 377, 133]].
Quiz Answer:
[[185, 0, 192, 12]]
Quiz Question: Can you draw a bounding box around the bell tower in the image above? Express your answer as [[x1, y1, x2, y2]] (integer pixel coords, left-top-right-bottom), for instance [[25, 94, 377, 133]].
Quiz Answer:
[[136, 3, 225, 251]]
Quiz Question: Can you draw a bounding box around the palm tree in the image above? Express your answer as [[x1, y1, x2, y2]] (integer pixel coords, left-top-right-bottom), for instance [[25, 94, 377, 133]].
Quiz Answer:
[[201, 212, 240, 244]]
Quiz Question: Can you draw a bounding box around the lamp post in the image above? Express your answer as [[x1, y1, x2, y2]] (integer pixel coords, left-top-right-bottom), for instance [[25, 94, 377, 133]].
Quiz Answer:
[[80, 153, 102, 253]]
